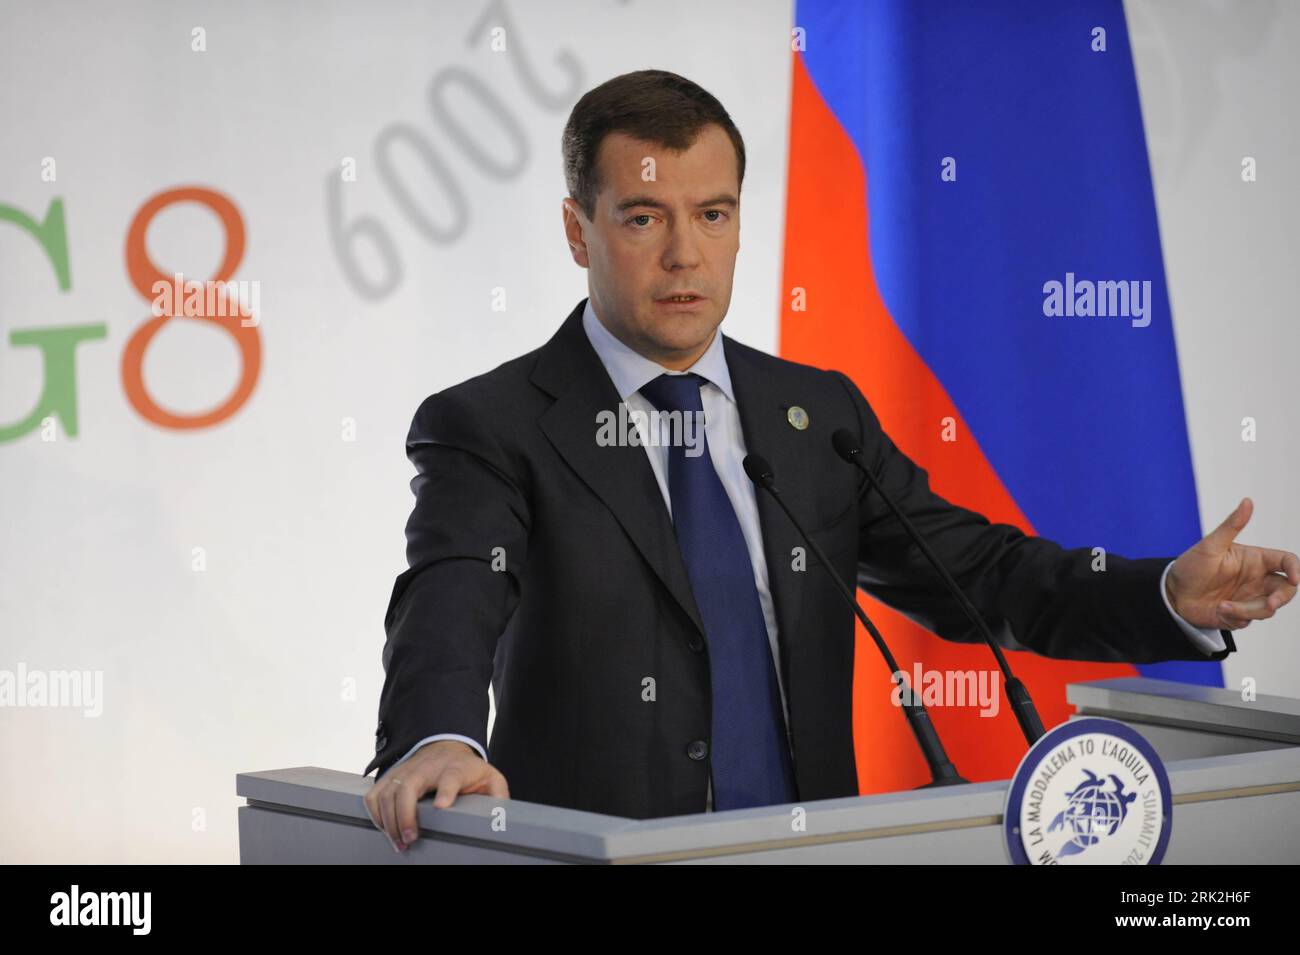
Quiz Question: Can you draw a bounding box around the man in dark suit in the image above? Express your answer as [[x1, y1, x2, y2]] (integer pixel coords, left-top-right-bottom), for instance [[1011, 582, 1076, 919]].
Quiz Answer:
[[363, 70, 1297, 852]]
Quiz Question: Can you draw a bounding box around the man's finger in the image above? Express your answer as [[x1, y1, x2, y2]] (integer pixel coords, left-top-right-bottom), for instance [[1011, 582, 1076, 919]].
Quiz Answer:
[[1216, 610, 1251, 630], [1252, 547, 1300, 586], [377, 783, 405, 852], [1226, 578, 1297, 617], [432, 770, 465, 809], [363, 790, 380, 830], [1255, 573, 1299, 610], [394, 775, 424, 847], [1221, 595, 1277, 620], [1216, 601, 1257, 628], [1206, 497, 1252, 550]]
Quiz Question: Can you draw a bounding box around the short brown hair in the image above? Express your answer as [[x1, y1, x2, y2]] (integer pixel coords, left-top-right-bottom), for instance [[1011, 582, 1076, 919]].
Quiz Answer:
[[562, 69, 746, 220]]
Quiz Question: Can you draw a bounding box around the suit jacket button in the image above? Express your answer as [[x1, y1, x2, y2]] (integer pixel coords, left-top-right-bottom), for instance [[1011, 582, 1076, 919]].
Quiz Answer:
[[376, 735, 388, 751], [687, 740, 709, 760], [687, 636, 704, 653]]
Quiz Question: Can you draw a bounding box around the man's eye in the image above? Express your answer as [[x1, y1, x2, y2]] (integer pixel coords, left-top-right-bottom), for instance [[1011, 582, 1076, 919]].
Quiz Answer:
[[703, 210, 726, 223], [629, 214, 653, 227]]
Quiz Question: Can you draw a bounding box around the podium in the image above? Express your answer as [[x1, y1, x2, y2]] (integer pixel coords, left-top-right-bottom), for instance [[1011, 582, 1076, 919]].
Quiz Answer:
[[237, 677, 1300, 863]]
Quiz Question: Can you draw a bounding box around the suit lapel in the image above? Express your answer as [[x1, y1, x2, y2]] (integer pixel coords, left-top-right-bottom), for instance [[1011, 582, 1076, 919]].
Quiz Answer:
[[533, 302, 706, 638], [725, 335, 818, 675], [531, 302, 821, 659]]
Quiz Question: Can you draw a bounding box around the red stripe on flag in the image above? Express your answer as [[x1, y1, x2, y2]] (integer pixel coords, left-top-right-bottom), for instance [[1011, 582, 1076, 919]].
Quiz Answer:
[[780, 53, 1137, 794]]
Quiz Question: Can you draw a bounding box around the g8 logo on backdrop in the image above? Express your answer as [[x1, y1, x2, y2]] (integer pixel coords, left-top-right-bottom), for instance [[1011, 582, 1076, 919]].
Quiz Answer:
[[0, 186, 261, 444]]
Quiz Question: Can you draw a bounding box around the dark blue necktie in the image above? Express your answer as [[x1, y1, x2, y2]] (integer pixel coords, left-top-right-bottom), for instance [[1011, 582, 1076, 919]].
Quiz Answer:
[[639, 372, 798, 810]]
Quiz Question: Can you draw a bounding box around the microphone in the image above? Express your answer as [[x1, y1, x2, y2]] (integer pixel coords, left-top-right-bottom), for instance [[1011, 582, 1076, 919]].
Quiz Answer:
[[830, 428, 1046, 745], [743, 453, 968, 788]]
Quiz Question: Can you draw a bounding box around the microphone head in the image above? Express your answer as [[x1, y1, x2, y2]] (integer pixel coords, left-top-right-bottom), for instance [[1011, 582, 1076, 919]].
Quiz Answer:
[[831, 428, 862, 462], [742, 453, 774, 487]]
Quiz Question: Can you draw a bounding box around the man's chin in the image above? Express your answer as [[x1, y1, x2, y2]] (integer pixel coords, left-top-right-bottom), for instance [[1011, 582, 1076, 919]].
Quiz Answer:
[[646, 313, 717, 338], [647, 340, 718, 368]]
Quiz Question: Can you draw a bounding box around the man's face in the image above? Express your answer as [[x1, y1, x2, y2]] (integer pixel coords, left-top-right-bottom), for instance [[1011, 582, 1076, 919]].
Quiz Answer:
[[563, 123, 740, 370]]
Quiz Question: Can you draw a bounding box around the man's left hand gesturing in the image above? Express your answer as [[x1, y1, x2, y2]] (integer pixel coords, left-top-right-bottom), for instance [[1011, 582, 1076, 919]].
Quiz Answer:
[[1167, 497, 1300, 631]]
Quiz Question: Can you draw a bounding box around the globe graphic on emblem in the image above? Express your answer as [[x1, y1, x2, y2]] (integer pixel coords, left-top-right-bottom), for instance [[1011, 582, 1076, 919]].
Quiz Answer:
[[1048, 769, 1138, 858]]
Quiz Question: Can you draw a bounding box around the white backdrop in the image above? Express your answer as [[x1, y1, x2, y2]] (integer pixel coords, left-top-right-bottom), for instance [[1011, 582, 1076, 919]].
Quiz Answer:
[[1126, 0, 1300, 702], [0, 0, 1295, 863]]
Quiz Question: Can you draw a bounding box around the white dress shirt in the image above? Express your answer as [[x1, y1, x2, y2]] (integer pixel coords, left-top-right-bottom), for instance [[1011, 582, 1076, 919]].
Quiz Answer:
[[382, 298, 1227, 810]]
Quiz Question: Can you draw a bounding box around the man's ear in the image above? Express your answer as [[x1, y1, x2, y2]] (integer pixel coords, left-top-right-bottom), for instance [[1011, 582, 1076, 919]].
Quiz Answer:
[[562, 198, 590, 269]]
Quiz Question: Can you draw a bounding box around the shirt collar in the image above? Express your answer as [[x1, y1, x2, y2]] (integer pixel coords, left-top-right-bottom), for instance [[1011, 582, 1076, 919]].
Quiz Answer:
[[581, 297, 735, 403]]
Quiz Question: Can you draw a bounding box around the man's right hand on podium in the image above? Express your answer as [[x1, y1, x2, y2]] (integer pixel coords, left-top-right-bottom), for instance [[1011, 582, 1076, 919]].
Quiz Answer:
[[363, 739, 510, 854]]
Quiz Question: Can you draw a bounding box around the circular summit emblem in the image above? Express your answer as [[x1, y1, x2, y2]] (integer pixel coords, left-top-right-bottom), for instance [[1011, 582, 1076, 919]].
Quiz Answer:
[[1004, 717, 1172, 865]]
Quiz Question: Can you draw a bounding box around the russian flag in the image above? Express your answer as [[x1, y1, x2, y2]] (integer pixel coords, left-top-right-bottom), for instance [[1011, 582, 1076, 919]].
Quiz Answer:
[[781, 0, 1221, 793]]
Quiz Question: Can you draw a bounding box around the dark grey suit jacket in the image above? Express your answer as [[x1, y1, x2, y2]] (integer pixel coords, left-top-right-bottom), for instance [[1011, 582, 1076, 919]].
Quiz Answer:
[[364, 298, 1233, 818]]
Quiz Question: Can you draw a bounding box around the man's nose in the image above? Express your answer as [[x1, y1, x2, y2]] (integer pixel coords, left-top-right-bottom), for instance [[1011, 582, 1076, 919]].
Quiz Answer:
[[661, 220, 702, 270]]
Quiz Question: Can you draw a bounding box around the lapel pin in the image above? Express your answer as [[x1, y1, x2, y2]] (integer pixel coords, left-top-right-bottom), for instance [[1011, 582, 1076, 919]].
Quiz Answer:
[[786, 405, 809, 430]]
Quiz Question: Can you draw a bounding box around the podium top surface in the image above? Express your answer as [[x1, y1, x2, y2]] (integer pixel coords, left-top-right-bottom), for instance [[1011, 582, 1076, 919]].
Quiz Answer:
[[1068, 676, 1300, 743], [238, 677, 1300, 862], [238, 750, 1300, 863]]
